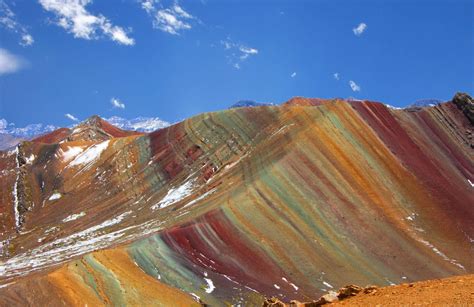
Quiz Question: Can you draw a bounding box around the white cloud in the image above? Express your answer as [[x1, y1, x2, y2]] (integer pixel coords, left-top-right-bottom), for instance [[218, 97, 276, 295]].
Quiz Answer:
[[38, 0, 134, 45], [65, 113, 79, 122], [158, 6, 193, 35], [333, 72, 340, 80], [172, 4, 192, 19], [349, 80, 361, 92], [0, 0, 34, 46], [221, 38, 258, 69], [291, 72, 296, 78], [141, 2, 195, 35], [353, 22, 367, 36], [222, 40, 232, 49], [0, 118, 8, 131], [239, 46, 258, 60], [0, 48, 25, 75], [140, 0, 158, 13], [154, 9, 191, 35], [111, 97, 125, 109], [21, 34, 34, 46]]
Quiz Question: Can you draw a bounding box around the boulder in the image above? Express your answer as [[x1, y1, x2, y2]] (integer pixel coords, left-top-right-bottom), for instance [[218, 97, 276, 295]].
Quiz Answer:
[[337, 284, 363, 299], [452, 92, 474, 125]]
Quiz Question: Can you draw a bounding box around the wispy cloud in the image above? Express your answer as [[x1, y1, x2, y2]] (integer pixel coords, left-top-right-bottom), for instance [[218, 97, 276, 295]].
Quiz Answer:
[[140, 2, 195, 35], [333, 72, 340, 80], [65, 113, 79, 122], [154, 8, 191, 35], [291, 72, 296, 78], [140, 0, 158, 13], [222, 40, 232, 50], [38, 0, 134, 46], [0, 118, 8, 132], [0, 0, 34, 46], [220, 38, 259, 69], [21, 34, 34, 46], [353, 22, 367, 36], [111, 97, 125, 109], [239, 46, 258, 60], [0, 48, 26, 75], [349, 80, 361, 92]]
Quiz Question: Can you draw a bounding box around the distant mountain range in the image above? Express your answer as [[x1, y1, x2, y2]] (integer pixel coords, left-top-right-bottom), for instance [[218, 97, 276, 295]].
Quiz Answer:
[[230, 98, 446, 110], [0, 119, 58, 150], [0, 119, 58, 139], [409, 99, 444, 108], [229, 100, 274, 108], [0, 116, 170, 150], [105, 116, 170, 132]]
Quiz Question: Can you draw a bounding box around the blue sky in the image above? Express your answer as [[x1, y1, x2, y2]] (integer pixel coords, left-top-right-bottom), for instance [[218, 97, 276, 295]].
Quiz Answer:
[[0, 0, 473, 127]]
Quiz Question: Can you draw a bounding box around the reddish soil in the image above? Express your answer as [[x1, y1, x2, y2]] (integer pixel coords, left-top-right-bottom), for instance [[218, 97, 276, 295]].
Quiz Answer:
[[332, 274, 474, 306]]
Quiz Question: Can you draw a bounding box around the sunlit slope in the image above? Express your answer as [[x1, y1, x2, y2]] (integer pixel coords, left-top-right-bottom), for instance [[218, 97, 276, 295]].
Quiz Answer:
[[0, 98, 472, 305]]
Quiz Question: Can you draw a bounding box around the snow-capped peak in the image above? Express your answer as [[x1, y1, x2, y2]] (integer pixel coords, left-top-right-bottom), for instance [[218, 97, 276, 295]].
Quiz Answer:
[[0, 119, 58, 139], [105, 116, 170, 132]]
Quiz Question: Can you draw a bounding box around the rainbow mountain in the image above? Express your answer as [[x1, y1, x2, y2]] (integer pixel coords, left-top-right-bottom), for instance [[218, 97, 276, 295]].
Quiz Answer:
[[0, 93, 473, 306]]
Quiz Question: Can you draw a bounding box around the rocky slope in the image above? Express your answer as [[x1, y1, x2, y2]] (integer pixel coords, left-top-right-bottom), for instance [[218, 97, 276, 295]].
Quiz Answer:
[[0, 93, 472, 305]]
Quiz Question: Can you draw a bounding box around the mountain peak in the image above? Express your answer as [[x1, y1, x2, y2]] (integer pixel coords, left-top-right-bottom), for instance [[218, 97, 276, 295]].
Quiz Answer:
[[82, 115, 104, 126], [68, 116, 142, 142]]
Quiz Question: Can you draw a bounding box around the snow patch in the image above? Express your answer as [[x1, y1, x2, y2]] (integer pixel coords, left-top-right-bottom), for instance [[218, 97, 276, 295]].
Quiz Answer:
[[25, 154, 35, 164], [190, 293, 201, 302], [419, 239, 465, 270], [322, 281, 333, 288], [12, 146, 20, 230], [0, 211, 133, 278], [222, 274, 239, 285], [282, 277, 299, 290], [271, 124, 294, 137], [69, 140, 109, 167], [204, 278, 215, 293], [49, 193, 62, 201], [468, 179, 474, 187], [386, 104, 403, 110], [0, 282, 15, 289], [62, 212, 86, 222], [274, 284, 280, 289], [44, 226, 59, 234], [151, 179, 195, 210], [183, 188, 216, 208], [245, 285, 259, 293], [61, 146, 84, 162]]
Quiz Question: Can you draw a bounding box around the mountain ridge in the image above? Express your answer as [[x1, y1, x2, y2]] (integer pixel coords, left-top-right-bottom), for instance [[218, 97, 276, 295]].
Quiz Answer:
[[0, 93, 472, 305]]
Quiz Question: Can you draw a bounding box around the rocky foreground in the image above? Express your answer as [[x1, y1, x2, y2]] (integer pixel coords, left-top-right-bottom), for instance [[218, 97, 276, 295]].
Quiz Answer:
[[264, 274, 474, 306]]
